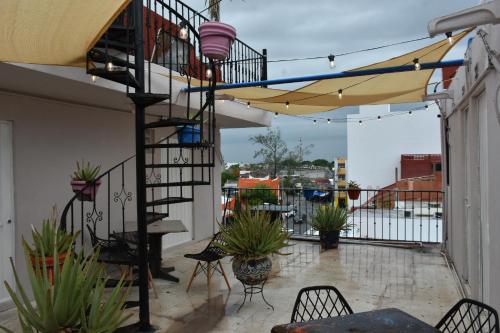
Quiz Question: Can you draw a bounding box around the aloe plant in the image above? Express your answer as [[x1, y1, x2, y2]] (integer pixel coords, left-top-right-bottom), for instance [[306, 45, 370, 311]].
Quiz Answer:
[[0, 247, 130, 333], [311, 205, 352, 233], [72, 160, 101, 183], [23, 217, 79, 258], [218, 210, 290, 261]]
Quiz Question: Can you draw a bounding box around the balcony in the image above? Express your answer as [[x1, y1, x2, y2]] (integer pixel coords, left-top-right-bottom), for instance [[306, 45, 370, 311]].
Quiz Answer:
[[0, 240, 461, 332]]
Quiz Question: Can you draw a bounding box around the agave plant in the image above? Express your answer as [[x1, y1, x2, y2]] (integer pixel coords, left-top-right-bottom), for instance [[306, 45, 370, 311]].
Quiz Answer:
[[218, 210, 290, 261], [72, 160, 101, 183], [311, 205, 352, 233], [0, 247, 130, 333], [347, 180, 360, 189]]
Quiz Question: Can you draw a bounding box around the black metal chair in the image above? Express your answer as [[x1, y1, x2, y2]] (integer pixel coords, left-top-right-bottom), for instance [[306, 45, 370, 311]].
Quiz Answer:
[[86, 225, 157, 297], [290, 285, 354, 323], [436, 298, 499, 333], [184, 232, 231, 292]]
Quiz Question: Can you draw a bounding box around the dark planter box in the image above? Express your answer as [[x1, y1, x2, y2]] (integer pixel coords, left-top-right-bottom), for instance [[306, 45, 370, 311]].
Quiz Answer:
[[320, 230, 340, 249]]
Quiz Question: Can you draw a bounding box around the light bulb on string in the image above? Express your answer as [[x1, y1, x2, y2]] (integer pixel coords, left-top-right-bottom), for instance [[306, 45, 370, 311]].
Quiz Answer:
[[106, 62, 114, 71], [377, 115, 381, 121], [409, 111, 412, 115], [91, 75, 97, 83], [445, 32, 454, 45], [274, 112, 278, 118], [247, 102, 250, 109], [338, 89, 343, 100], [358, 120, 362, 125], [413, 58, 421, 71], [206, 68, 213, 79], [437, 114, 442, 118], [313, 119, 317, 125], [286, 101, 290, 109], [327, 118, 331, 124], [425, 105, 429, 110], [328, 54, 336, 68]]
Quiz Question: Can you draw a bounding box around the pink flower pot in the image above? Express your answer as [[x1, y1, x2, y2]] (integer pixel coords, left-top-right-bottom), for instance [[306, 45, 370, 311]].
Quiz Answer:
[[71, 180, 101, 202], [199, 21, 237, 60]]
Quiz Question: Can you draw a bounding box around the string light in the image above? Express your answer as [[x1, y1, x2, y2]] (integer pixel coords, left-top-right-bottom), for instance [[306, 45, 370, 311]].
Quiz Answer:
[[445, 32, 454, 45], [409, 111, 412, 115], [358, 120, 362, 125], [338, 89, 343, 100], [286, 101, 290, 109], [247, 102, 250, 109], [91, 75, 97, 83], [206, 68, 213, 79], [328, 54, 336, 68], [106, 62, 114, 71], [327, 118, 331, 124], [377, 115, 381, 120], [437, 114, 442, 118], [179, 22, 188, 40], [313, 119, 317, 124], [274, 112, 278, 118], [413, 58, 421, 71], [425, 105, 429, 110]]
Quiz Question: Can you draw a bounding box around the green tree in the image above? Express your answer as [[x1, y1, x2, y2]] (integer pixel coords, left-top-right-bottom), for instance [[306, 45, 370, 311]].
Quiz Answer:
[[240, 184, 278, 206], [221, 164, 240, 187], [249, 128, 288, 178], [312, 159, 330, 167]]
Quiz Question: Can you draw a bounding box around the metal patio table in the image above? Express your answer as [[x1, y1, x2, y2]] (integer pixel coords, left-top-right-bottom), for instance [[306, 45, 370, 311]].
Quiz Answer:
[[111, 220, 187, 282], [271, 308, 440, 333]]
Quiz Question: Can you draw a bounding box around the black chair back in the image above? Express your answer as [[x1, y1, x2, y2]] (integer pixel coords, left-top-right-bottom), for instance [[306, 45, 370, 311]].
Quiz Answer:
[[290, 285, 353, 323], [436, 298, 499, 333]]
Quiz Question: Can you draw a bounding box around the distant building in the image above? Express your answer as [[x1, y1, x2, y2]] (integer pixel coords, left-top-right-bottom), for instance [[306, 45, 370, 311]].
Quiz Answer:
[[335, 157, 348, 208], [400, 154, 442, 179]]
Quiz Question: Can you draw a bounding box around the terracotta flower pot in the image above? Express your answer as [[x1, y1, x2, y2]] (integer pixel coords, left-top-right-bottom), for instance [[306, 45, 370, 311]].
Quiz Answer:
[[30, 253, 67, 284], [199, 21, 237, 60], [347, 189, 360, 200], [71, 180, 101, 201]]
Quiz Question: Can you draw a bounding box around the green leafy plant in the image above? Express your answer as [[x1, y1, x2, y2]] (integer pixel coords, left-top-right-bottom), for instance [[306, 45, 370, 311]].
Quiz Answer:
[[0, 247, 130, 333], [218, 210, 290, 261], [311, 205, 352, 233], [72, 160, 101, 183], [24, 220, 78, 259], [239, 184, 278, 206], [347, 180, 360, 189]]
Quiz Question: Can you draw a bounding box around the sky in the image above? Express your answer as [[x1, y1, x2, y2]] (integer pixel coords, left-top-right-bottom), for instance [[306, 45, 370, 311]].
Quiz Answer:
[[188, 0, 479, 163]]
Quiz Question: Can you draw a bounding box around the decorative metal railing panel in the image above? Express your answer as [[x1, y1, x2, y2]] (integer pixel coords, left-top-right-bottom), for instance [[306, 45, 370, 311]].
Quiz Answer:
[[222, 188, 444, 244]]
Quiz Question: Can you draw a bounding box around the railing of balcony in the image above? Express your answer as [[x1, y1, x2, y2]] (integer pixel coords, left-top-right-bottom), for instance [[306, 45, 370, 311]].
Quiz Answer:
[[222, 187, 444, 244]]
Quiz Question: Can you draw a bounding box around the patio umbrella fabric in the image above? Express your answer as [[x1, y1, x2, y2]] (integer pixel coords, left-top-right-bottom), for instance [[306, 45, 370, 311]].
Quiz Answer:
[[180, 30, 469, 115], [0, 0, 131, 67]]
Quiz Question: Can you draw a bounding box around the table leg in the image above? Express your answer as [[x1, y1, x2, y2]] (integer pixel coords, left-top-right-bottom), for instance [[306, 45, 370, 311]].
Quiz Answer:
[[148, 234, 179, 283]]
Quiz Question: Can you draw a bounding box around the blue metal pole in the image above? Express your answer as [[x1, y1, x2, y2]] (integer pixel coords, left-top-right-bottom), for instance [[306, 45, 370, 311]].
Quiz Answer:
[[184, 59, 464, 93]]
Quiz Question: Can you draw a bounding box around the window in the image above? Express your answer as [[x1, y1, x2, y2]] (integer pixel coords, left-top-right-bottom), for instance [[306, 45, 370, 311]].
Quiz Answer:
[[433, 163, 442, 172]]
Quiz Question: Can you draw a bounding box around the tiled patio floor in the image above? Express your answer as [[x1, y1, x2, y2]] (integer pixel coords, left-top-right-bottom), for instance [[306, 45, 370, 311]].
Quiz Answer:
[[0, 240, 461, 332]]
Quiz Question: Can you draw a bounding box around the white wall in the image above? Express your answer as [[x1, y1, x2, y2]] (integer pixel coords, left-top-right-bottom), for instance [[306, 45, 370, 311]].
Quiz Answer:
[[347, 104, 442, 189]]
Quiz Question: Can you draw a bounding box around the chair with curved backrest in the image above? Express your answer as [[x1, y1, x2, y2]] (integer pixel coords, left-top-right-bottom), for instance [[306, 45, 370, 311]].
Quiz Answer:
[[436, 298, 499, 333], [184, 232, 231, 292], [290, 286, 354, 323]]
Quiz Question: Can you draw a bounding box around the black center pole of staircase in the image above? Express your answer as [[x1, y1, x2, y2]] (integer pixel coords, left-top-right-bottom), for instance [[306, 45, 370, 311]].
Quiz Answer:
[[132, 0, 152, 331]]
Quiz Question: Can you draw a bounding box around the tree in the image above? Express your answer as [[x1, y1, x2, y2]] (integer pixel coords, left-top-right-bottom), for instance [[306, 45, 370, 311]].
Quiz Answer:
[[249, 128, 288, 178], [312, 159, 330, 168], [240, 184, 278, 206], [221, 164, 239, 187]]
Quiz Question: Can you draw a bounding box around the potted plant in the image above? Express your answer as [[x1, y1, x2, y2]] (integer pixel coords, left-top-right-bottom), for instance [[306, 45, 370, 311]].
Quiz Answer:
[[0, 248, 130, 333], [218, 210, 289, 286], [311, 205, 351, 250], [347, 180, 361, 200], [199, 0, 237, 60], [71, 160, 101, 201], [23, 208, 79, 284]]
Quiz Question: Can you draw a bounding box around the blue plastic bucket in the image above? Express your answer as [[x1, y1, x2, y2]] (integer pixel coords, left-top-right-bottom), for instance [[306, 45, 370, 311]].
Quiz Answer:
[[177, 125, 201, 144]]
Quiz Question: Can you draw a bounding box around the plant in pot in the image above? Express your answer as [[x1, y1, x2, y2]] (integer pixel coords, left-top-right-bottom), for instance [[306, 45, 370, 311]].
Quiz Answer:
[[0, 248, 130, 333], [71, 160, 101, 201], [311, 205, 352, 250], [347, 180, 361, 200], [218, 210, 289, 286], [23, 208, 80, 284], [199, 0, 237, 60]]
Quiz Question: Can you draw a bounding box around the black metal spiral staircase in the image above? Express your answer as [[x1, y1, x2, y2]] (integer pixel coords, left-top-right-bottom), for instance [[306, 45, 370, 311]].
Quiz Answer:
[[60, 0, 266, 330]]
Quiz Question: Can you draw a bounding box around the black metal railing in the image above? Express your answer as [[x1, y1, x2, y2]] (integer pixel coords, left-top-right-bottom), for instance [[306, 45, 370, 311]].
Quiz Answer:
[[222, 187, 444, 244]]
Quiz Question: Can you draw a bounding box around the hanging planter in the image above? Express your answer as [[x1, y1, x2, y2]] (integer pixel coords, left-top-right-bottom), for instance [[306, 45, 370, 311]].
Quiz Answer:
[[347, 180, 361, 200], [70, 161, 101, 201], [199, 21, 236, 60], [177, 125, 201, 144]]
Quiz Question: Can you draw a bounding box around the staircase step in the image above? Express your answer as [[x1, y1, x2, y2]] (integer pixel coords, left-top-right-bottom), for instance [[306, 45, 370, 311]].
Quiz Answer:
[[145, 181, 211, 188], [146, 197, 194, 207], [88, 68, 139, 88], [146, 212, 169, 223], [88, 49, 136, 69], [95, 39, 135, 53], [145, 163, 215, 168], [106, 24, 135, 44], [128, 93, 170, 108], [145, 142, 212, 149], [144, 118, 201, 129]]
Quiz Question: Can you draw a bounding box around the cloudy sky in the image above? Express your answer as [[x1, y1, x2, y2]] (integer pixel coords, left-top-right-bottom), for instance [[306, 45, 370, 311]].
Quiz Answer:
[[188, 0, 478, 163]]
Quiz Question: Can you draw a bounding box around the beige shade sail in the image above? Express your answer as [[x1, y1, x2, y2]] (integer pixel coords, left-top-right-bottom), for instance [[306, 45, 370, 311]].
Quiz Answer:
[[182, 30, 469, 115], [0, 0, 131, 67]]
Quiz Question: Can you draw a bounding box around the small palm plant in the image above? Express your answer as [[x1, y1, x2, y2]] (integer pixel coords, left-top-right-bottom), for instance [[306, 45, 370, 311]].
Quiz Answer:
[[311, 205, 352, 249], [0, 248, 130, 333], [218, 210, 290, 285]]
